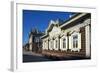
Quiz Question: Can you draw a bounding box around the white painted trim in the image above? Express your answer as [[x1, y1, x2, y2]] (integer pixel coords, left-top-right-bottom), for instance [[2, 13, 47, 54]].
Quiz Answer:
[[60, 35, 68, 51], [70, 32, 81, 52], [85, 25, 91, 58], [54, 38, 59, 50], [69, 36, 72, 50], [64, 18, 91, 33], [60, 13, 87, 28], [78, 33, 81, 50]]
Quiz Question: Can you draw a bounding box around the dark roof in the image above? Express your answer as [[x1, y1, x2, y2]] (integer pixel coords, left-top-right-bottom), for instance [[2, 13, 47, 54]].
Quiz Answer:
[[41, 34, 48, 39], [60, 13, 91, 29], [60, 13, 81, 26], [29, 28, 44, 38]]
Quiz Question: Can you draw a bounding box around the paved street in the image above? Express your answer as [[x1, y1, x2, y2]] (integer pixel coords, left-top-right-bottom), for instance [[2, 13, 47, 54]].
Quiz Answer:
[[23, 51, 52, 62]]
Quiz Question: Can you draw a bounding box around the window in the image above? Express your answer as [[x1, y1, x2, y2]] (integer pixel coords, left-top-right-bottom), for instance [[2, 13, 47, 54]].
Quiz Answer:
[[73, 35, 78, 48], [63, 38, 66, 48], [51, 40, 54, 49], [56, 40, 57, 48], [44, 41, 46, 49]]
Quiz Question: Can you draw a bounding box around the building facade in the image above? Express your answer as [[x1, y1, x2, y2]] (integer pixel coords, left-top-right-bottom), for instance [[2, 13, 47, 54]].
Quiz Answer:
[[28, 28, 44, 52], [41, 13, 91, 58]]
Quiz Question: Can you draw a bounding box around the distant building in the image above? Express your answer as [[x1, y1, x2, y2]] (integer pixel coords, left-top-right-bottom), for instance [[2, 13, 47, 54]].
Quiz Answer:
[[28, 28, 44, 52], [41, 13, 91, 58], [23, 43, 29, 51]]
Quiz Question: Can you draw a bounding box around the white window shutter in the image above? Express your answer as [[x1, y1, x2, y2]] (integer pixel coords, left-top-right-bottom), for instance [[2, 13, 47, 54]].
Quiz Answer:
[[66, 36, 68, 50], [60, 38, 62, 50], [78, 33, 81, 49], [69, 36, 72, 49]]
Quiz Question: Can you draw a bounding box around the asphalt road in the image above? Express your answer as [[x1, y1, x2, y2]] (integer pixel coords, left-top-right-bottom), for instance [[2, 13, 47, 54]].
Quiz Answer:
[[23, 51, 52, 62]]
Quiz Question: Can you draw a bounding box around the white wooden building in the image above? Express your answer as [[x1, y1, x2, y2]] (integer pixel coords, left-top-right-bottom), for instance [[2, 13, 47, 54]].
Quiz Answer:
[[41, 13, 91, 58]]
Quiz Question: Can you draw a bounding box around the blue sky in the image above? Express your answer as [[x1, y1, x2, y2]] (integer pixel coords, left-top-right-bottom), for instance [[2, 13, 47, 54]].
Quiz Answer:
[[23, 10, 75, 45]]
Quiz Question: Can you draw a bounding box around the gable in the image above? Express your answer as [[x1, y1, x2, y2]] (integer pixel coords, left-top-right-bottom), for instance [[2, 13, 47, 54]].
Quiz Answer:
[[49, 26, 61, 37], [46, 20, 60, 33]]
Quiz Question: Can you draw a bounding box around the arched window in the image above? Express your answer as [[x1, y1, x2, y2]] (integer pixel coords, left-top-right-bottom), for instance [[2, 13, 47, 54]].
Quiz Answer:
[[73, 35, 78, 48], [63, 38, 66, 48]]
